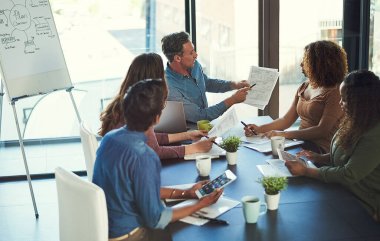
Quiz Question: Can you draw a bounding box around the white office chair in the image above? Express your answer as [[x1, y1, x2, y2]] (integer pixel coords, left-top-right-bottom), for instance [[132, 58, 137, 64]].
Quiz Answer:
[[55, 167, 108, 241], [79, 121, 99, 181]]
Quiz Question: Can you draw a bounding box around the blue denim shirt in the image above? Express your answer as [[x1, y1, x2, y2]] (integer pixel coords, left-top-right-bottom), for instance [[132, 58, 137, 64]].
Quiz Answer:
[[165, 60, 233, 123], [93, 126, 172, 238]]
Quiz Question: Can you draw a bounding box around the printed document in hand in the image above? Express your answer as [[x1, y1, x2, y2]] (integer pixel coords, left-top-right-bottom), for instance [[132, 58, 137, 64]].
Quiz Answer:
[[184, 138, 226, 160], [245, 66, 279, 109], [208, 107, 239, 137], [172, 196, 240, 226]]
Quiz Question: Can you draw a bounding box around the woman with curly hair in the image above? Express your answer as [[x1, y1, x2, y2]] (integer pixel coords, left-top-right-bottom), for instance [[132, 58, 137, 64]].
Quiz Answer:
[[99, 53, 214, 159], [244, 40, 348, 153], [286, 70, 380, 221]]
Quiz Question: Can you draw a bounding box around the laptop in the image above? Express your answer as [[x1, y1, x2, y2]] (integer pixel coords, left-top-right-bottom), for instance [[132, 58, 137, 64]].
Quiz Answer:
[[154, 101, 187, 133]]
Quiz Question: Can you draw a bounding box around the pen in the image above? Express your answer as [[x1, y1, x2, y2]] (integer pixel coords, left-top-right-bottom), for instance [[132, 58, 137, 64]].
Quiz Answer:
[[205, 136, 223, 149], [191, 214, 229, 225], [240, 121, 258, 135], [250, 83, 256, 89]]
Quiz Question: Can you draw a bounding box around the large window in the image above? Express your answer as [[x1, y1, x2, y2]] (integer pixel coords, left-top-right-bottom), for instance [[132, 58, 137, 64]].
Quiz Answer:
[[370, 0, 380, 75], [0, 0, 184, 176], [279, 0, 343, 117], [195, 0, 259, 119]]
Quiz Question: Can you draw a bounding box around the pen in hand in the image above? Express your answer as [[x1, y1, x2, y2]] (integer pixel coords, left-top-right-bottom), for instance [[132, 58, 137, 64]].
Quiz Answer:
[[191, 214, 229, 225], [250, 83, 256, 89], [240, 121, 258, 135], [205, 136, 223, 149]]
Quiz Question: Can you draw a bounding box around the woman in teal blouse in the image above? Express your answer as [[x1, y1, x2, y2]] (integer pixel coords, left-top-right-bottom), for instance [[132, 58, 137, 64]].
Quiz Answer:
[[285, 70, 380, 222]]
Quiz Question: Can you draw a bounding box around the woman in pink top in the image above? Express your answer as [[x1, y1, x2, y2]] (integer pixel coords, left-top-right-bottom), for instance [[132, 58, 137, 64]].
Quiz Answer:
[[244, 40, 348, 153], [99, 53, 214, 159]]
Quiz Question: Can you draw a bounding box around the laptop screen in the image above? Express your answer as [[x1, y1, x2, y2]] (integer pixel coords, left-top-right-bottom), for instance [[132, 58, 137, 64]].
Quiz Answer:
[[154, 101, 187, 133]]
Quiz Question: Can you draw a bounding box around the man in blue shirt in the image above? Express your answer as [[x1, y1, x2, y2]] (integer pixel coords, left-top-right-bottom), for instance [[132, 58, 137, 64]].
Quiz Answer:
[[161, 31, 251, 123], [93, 79, 222, 241]]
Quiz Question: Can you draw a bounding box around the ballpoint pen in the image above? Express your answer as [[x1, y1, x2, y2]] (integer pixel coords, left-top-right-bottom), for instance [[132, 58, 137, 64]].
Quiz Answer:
[[250, 83, 256, 89], [240, 121, 258, 135], [205, 136, 223, 149], [191, 214, 229, 225]]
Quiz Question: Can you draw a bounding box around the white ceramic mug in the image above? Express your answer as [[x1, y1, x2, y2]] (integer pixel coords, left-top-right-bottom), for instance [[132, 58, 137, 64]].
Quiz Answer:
[[196, 155, 211, 177], [241, 196, 267, 223], [271, 136, 285, 156]]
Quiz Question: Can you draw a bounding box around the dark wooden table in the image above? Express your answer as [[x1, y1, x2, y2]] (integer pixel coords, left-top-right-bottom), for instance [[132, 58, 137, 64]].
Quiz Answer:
[[160, 117, 380, 241]]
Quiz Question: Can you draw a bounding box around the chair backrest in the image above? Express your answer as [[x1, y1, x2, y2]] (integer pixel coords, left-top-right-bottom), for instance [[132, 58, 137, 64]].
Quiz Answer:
[[55, 167, 108, 241], [79, 121, 98, 181]]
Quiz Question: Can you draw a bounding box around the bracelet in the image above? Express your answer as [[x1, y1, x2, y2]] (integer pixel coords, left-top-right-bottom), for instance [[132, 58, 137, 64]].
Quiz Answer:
[[181, 190, 186, 198], [170, 189, 176, 199]]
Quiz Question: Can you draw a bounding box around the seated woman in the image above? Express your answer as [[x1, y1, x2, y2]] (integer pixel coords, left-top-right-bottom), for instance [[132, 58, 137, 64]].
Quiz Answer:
[[244, 40, 348, 153], [99, 53, 214, 159], [93, 79, 223, 241], [286, 70, 380, 222]]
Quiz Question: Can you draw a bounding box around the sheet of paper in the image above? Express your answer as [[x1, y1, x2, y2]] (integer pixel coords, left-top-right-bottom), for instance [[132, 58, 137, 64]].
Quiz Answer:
[[256, 160, 292, 177], [241, 135, 270, 145], [172, 196, 240, 226], [244, 66, 279, 109], [184, 139, 226, 160], [244, 138, 304, 153], [208, 107, 239, 137]]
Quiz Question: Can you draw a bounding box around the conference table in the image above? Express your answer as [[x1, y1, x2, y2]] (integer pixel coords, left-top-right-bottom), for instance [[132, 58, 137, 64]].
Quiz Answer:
[[160, 116, 380, 241]]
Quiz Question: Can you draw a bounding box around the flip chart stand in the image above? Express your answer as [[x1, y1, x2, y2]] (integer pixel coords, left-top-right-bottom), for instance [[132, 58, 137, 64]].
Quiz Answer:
[[8, 87, 81, 219]]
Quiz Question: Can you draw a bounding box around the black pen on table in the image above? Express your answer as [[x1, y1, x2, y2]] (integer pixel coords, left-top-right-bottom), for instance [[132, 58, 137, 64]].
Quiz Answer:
[[191, 214, 229, 225], [205, 136, 223, 149], [240, 121, 258, 135]]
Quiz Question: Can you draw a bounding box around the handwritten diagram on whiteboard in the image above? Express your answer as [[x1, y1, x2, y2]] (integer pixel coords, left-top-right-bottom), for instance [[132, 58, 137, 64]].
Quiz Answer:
[[0, 0, 71, 100]]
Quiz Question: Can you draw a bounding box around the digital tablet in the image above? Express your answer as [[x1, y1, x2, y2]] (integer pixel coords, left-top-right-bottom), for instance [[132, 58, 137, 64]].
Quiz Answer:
[[277, 149, 317, 168], [195, 170, 237, 198]]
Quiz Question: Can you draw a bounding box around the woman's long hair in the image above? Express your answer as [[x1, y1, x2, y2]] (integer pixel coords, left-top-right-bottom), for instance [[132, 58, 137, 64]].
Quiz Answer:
[[336, 70, 380, 149], [302, 40, 348, 88], [99, 53, 167, 136]]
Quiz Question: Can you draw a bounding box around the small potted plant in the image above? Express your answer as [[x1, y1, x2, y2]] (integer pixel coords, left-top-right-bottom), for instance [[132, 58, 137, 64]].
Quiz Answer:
[[258, 176, 288, 210], [220, 136, 241, 165]]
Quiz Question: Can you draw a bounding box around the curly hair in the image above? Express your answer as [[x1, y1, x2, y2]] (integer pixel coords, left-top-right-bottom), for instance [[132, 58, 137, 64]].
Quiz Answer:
[[302, 40, 348, 88], [336, 70, 380, 150], [99, 53, 167, 136], [161, 31, 190, 62], [123, 79, 166, 132]]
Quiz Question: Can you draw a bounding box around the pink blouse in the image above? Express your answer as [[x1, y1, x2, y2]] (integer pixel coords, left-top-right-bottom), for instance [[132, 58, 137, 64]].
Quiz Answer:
[[145, 127, 185, 159]]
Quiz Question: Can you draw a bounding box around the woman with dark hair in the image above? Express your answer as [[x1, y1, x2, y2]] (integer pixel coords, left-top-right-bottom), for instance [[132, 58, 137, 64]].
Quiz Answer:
[[93, 79, 223, 241], [244, 40, 348, 153], [286, 70, 380, 222], [99, 53, 214, 159]]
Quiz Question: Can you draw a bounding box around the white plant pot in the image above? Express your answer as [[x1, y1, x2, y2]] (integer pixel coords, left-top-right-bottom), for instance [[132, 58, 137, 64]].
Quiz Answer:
[[264, 192, 281, 210], [226, 151, 238, 165]]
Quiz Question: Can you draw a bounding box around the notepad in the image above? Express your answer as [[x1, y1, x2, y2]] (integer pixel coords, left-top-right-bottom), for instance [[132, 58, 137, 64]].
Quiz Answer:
[[172, 196, 240, 226]]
